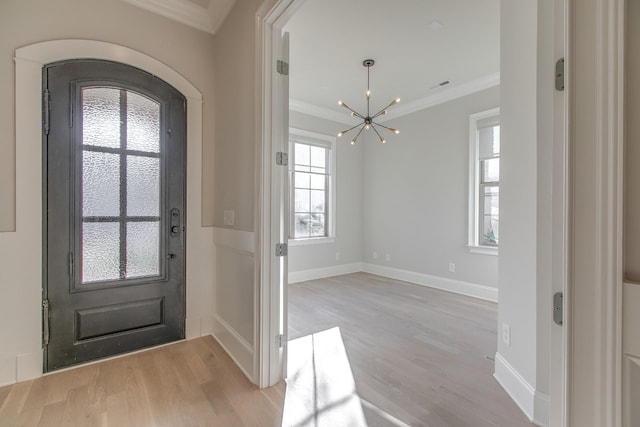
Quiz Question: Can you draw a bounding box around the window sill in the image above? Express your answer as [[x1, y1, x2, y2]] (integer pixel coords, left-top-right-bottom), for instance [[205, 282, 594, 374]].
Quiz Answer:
[[467, 245, 499, 256], [288, 237, 335, 247]]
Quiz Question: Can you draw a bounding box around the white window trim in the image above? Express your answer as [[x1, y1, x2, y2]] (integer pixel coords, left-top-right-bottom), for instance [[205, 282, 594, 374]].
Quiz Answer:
[[468, 107, 500, 256], [288, 128, 336, 245]]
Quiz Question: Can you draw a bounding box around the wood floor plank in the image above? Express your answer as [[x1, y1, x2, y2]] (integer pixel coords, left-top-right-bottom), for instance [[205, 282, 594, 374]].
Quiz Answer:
[[288, 272, 535, 427]]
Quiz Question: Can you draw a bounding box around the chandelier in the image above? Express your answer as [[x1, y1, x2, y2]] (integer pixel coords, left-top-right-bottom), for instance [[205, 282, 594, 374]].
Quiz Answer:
[[337, 59, 400, 145]]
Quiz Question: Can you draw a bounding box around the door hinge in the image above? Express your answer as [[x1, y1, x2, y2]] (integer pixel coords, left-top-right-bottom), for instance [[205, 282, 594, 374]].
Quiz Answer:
[[555, 57, 565, 91], [43, 89, 50, 135], [277, 60, 289, 76], [42, 299, 50, 346], [275, 334, 285, 348], [553, 292, 563, 326], [276, 152, 288, 166], [275, 243, 288, 257]]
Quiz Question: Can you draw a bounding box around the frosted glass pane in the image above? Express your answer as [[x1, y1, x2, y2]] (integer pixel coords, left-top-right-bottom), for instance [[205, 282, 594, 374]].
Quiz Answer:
[[83, 88, 120, 149], [127, 91, 160, 153], [482, 216, 499, 246], [126, 222, 160, 278], [310, 190, 325, 213], [82, 222, 120, 283], [127, 156, 160, 217], [83, 151, 120, 217]]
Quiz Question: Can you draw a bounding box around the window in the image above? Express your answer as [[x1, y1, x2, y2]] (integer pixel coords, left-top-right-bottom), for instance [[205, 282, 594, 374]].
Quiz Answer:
[[289, 128, 336, 242], [468, 108, 500, 254]]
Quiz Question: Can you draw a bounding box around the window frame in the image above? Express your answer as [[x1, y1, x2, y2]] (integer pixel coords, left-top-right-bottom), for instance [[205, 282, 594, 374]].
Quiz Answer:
[[288, 128, 336, 245], [468, 108, 500, 255]]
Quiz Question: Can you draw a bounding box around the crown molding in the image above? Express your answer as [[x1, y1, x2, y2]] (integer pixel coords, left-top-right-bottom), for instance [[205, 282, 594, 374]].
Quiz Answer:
[[378, 72, 501, 122], [122, 0, 235, 35], [289, 99, 354, 125], [290, 72, 500, 125]]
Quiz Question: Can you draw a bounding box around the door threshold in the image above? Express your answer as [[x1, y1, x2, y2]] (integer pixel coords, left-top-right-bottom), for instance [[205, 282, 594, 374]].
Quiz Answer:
[[44, 337, 189, 376]]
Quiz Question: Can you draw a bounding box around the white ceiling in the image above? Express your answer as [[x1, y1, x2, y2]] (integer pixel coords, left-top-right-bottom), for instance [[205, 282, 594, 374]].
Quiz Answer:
[[283, 0, 500, 123]]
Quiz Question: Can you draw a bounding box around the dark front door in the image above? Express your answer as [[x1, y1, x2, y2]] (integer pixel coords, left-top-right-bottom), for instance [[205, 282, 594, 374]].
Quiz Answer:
[[44, 60, 186, 371]]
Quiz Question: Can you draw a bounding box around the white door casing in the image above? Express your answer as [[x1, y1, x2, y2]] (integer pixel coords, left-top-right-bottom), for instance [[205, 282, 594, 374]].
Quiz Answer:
[[256, 0, 301, 388]]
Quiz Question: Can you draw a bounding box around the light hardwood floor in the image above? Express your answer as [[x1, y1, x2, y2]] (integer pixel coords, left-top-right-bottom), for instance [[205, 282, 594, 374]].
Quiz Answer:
[[0, 337, 285, 427], [288, 272, 535, 427]]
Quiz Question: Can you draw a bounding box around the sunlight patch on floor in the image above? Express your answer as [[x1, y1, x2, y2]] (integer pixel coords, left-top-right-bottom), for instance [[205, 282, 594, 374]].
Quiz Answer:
[[282, 327, 367, 427]]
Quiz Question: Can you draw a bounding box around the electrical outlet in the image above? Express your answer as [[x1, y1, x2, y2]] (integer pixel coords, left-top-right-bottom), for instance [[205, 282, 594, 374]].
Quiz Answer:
[[223, 210, 235, 226], [373, 251, 378, 259], [449, 263, 456, 273], [502, 323, 511, 347], [385, 254, 391, 262]]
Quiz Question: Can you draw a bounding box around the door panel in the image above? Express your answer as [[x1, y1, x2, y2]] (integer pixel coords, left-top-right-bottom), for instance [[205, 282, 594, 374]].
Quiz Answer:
[[44, 60, 186, 371]]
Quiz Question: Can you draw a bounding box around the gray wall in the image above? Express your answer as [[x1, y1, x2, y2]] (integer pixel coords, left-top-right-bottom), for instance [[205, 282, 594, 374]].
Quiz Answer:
[[362, 87, 500, 288]]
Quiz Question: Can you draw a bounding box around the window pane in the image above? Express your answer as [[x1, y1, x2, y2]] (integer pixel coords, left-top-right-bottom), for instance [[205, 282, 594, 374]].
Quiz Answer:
[[127, 91, 160, 153], [310, 146, 326, 169], [295, 189, 310, 212], [82, 222, 120, 283], [482, 215, 499, 246], [310, 214, 325, 237], [127, 156, 160, 217], [478, 125, 500, 159], [83, 88, 121, 149], [83, 151, 120, 217], [295, 172, 311, 189], [482, 158, 500, 183], [126, 221, 160, 278], [483, 186, 499, 216], [310, 190, 325, 213], [295, 143, 310, 166], [310, 174, 326, 190], [294, 213, 311, 238]]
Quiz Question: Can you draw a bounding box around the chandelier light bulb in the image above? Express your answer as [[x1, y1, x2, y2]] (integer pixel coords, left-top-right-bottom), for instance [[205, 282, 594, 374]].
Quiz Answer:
[[366, 90, 371, 98], [338, 132, 344, 137], [365, 124, 370, 130], [350, 139, 357, 145], [338, 100, 343, 106]]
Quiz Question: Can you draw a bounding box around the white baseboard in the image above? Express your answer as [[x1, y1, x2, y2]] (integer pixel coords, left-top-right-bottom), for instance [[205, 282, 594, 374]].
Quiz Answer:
[[288, 262, 363, 284], [211, 314, 254, 382], [534, 391, 550, 427], [0, 350, 43, 387], [185, 315, 216, 339], [0, 356, 16, 387], [494, 352, 535, 422], [362, 263, 499, 302]]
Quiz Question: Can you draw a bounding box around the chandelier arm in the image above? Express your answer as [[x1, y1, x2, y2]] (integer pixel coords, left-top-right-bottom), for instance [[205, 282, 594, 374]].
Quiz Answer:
[[351, 123, 367, 144], [374, 122, 400, 134], [372, 98, 401, 119], [338, 123, 363, 137], [339, 101, 365, 119], [371, 124, 386, 143]]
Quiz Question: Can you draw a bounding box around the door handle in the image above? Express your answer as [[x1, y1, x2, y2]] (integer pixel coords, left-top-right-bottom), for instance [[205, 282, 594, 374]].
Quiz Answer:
[[170, 208, 181, 237]]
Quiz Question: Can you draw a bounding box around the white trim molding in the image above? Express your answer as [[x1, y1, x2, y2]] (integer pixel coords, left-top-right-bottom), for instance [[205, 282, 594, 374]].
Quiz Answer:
[[494, 353, 536, 422], [288, 263, 363, 284], [290, 73, 500, 125], [3, 39, 213, 385], [568, 0, 625, 425], [122, 0, 235, 35], [211, 316, 254, 381], [362, 263, 498, 302]]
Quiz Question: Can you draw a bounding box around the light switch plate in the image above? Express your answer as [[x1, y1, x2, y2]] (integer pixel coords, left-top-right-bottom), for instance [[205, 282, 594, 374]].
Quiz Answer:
[[223, 210, 235, 226]]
